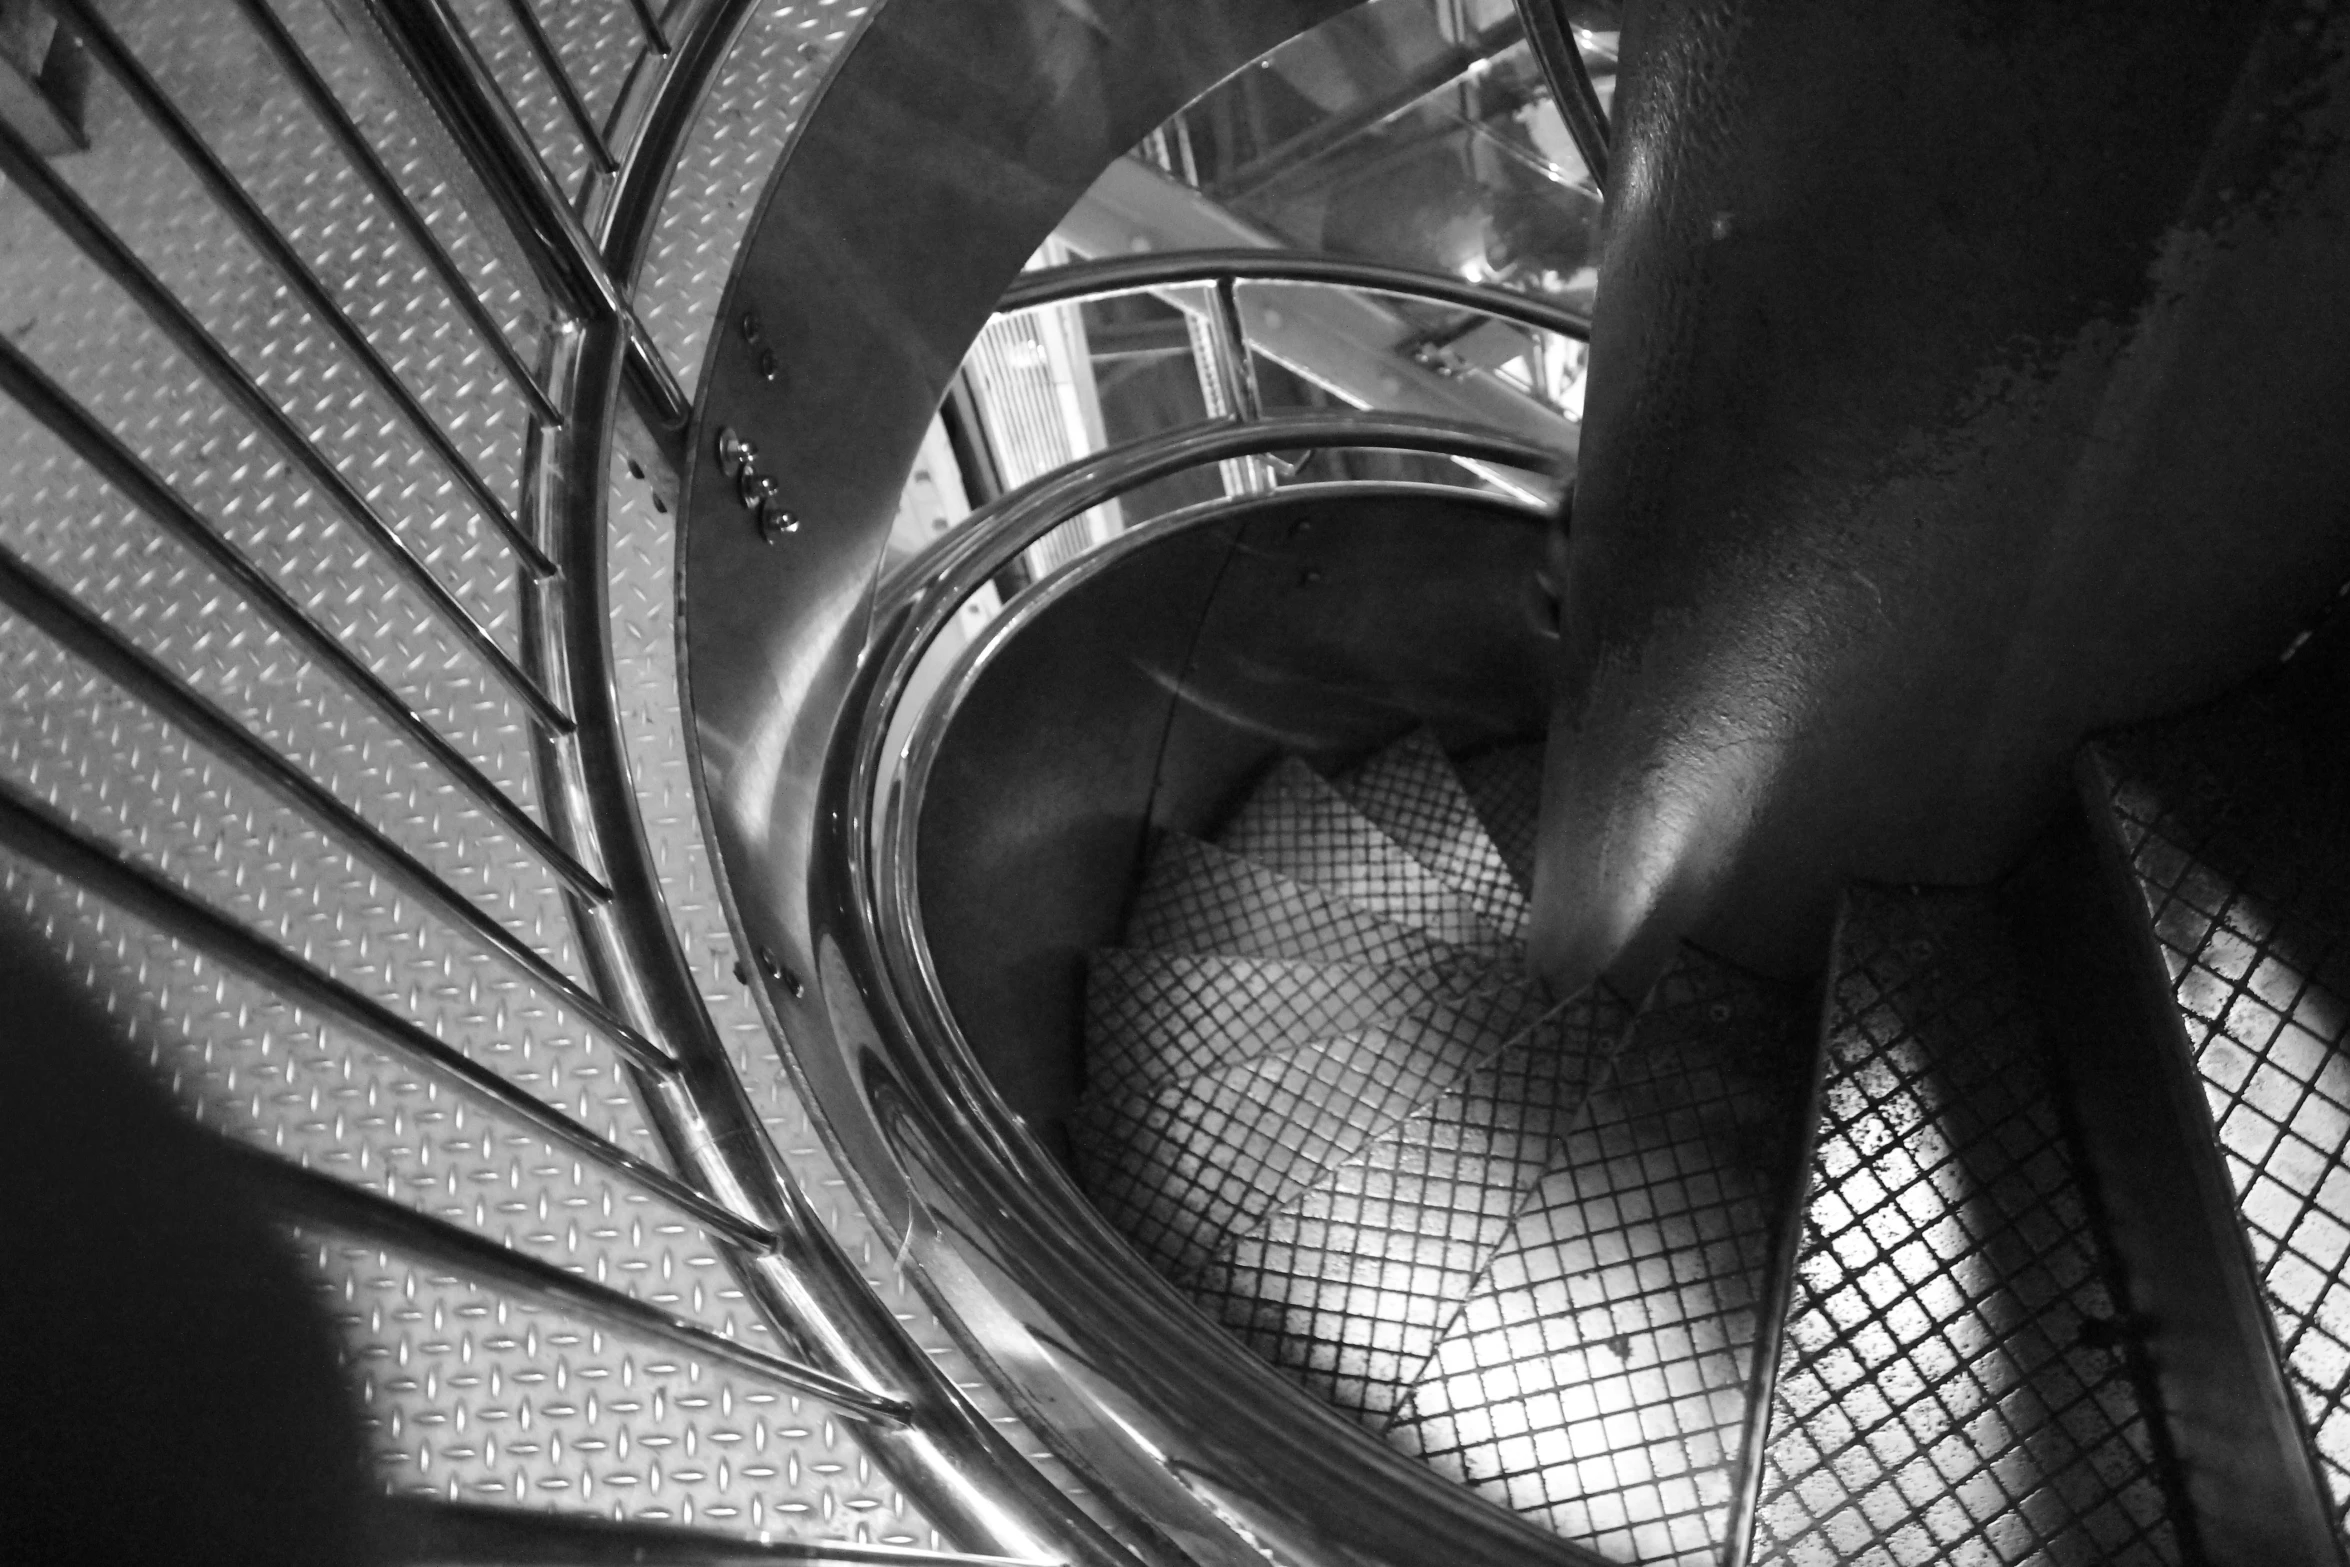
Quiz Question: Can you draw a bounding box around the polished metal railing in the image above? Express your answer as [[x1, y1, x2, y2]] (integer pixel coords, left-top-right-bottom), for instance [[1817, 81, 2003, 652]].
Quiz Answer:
[[992, 247, 1594, 341], [0, 1, 1067, 1562], [1511, 0, 1610, 193], [0, 1, 1589, 1563]]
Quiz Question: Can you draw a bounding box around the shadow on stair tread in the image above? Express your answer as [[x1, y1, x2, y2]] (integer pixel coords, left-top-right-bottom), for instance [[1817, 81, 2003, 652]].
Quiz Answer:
[[1081, 947, 1539, 1103], [1072, 982, 1564, 1280], [1073, 729, 2216, 1567], [2082, 674, 2350, 1556], [1749, 884, 2184, 1567], [1331, 728, 1534, 940], [1218, 754, 1508, 948]]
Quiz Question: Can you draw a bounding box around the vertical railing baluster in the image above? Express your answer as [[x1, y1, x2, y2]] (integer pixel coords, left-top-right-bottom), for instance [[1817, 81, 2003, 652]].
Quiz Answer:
[[50, 0, 553, 574], [230, 0, 562, 427], [495, 0, 621, 174], [327, 0, 686, 434], [623, 0, 672, 56], [0, 333, 609, 901], [0, 117, 574, 734]]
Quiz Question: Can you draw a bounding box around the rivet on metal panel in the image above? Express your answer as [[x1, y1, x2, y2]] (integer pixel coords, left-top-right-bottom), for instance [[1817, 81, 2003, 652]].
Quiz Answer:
[[756, 945, 804, 999], [758, 347, 782, 383], [758, 498, 801, 544], [739, 308, 762, 342]]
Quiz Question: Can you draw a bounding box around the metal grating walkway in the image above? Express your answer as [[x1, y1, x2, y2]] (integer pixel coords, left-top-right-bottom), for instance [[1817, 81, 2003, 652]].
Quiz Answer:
[[1077, 734, 2194, 1565]]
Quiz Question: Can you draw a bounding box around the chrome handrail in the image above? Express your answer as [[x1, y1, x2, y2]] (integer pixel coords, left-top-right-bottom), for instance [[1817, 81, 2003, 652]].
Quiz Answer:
[[995, 248, 1592, 342], [1510, 0, 1610, 192], [775, 415, 1602, 1567], [860, 419, 1561, 1192], [0, 0, 1115, 1557]]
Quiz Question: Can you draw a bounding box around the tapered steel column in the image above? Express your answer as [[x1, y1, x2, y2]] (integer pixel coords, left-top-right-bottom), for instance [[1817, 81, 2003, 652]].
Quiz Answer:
[[1533, 0, 2350, 991]]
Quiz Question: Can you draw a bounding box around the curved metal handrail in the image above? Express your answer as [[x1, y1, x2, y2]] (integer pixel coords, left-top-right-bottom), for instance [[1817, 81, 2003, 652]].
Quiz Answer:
[[995, 248, 1592, 341], [871, 455, 1560, 1152], [0, 0, 1122, 1560], [859, 419, 1560, 1193], [775, 414, 1604, 1567]]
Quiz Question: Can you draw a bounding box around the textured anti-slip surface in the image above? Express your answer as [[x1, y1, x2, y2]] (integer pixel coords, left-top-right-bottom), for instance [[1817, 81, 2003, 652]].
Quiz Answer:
[[2094, 701, 2350, 1544], [1193, 983, 1630, 1425], [0, 0, 964, 1544], [1080, 736, 2194, 1565], [1389, 949, 1810, 1567], [1751, 887, 2179, 1567], [1078, 739, 1825, 1565], [1336, 729, 1531, 941]]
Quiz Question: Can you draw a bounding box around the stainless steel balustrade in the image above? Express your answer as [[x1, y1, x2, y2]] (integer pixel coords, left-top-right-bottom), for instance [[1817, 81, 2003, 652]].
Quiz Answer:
[[1510, 0, 1610, 193], [0, 0, 1608, 1561], [993, 248, 1593, 341], [0, 0, 1089, 1557]]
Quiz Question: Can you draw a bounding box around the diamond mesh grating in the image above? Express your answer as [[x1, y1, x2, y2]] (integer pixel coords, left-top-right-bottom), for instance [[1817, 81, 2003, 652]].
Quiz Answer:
[[1190, 985, 1628, 1427], [1075, 983, 1557, 1280], [1124, 831, 1492, 974], [1751, 886, 2180, 1567], [1217, 756, 1507, 952], [1336, 729, 1530, 942], [1082, 947, 1523, 1102], [2097, 716, 2350, 1542], [1387, 947, 1809, 1567], [1453, 742, 1544, 894]]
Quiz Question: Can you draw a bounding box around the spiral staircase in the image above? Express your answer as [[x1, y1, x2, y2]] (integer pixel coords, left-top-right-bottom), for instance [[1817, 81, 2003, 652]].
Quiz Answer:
[[4, 3, 2349, 1567]]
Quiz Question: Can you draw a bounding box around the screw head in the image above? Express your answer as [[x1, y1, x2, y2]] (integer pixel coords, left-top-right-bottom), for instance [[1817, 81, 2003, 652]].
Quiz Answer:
[[716, 426, 755, 472], [755, 945, 805, 998], [758, 497, 801, 543]]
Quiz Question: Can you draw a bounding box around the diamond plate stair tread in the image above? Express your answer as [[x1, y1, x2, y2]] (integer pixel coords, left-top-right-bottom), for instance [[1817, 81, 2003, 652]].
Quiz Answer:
[[1082, 946, 1536, 1103], [1073, 981, 1560, 1281], [1190, 984, 1632, 1427], [1216, 755, 1507, 951], [0, 0, 948, 1542], [1124, 831, 1504, 976], [1385, 945, 1810, 1567], [1752, 886, 2180, 1567], [1336, 729, 1530, 942], [1453, 742, 1544, 894], [2089, 706, 2350, 1536]]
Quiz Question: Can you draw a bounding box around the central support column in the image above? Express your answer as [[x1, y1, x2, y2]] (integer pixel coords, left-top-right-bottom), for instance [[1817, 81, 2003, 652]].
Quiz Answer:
[[1532, 0, 2350, 992]]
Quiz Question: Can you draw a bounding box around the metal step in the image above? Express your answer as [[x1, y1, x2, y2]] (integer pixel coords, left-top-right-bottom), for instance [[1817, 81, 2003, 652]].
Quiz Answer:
[[1748, 886, 2182, 1567], [1385, 944, 1811, 1567], [1335, 728, 1531, 941], [2091, 684, 2350, 1549], [1083, 947, 1536, 1102], [1453, 740, 1545, 894], [1190, 982, 1631, 1426], [1217, 754, 1508, 950], [1074, 980, 1559, 1279], [1123, 830, 1505, 974]]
